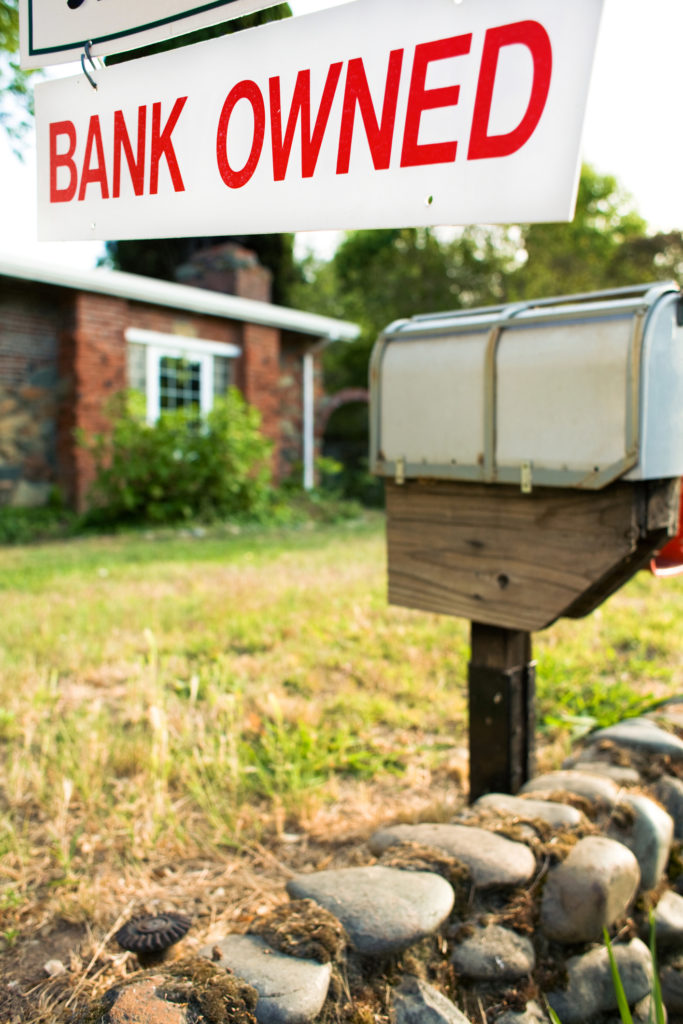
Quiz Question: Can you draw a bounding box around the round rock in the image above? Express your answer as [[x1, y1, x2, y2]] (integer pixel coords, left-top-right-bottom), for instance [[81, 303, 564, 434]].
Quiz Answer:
[[494, 1000, 547, 1024], [655, 775, 683, 839], [661, 959, 683, 1014], [100, 976, 196, 1024], [286, 866, 454, 956], [540, 835, 640, 943], [587, 717, 683, 760], [450, 923, 535, 981], [368, 823, 536, 889], [392, 976, 472, 1024], [651, 889, 683, 949], [603, 994, 664, 1024], [566, 760, 641, 786], [474, 792, 585, 829], [546, 938, 653, 1024], [607, 792, 674, 890], [199, 934, 331, 1024], [520, 770, 620, 807]]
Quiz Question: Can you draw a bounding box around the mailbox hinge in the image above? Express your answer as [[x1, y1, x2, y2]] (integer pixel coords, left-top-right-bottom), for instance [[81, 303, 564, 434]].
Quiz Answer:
[[521, 461, 533, 494], [395, 457, 405, 485]]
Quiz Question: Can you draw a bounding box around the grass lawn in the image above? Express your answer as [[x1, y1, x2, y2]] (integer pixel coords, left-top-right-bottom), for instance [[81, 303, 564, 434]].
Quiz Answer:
[[0, 510, 681, 1020]]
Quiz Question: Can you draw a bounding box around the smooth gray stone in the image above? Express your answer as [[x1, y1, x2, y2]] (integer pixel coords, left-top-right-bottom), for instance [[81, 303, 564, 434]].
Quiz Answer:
[[520, 770, 620, 807], [603, 994, 668, 1023], [568, 760, 641, 786], [540, 836, 640, 943], [607, 792, 674, 890], [368, 823, 536, 889], [450, 923, 535, 981], [392, 976, 472, 1024], [546, 938, 653, 1024], [652, 890, 683, 949], [661, 960, 683, 1014], [286, 866, 454, 956], [494, 1000, 547, 1024], [199, 934, 331, 1024], [474, 792, 585, 829], [655, 776, 683, 839], [588, 717, 683, 760]]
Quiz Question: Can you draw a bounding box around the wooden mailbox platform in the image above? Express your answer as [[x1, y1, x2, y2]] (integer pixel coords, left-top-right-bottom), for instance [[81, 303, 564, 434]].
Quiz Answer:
[[386, 478, 679, 632], [385, 477, 680, 800]]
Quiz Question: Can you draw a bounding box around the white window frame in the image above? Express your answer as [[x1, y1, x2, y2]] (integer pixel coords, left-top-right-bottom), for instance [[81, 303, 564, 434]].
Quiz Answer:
[[124, 327, 241, 425]]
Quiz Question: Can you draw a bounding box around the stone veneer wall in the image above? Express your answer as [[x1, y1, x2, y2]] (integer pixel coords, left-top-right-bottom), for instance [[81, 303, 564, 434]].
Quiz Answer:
[[0, 282, 64, 507]]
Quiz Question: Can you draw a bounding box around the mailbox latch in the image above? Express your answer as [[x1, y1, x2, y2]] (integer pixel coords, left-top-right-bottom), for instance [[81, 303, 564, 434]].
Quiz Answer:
[[395, 457, 406, 485], [521, 461, 533, 494]]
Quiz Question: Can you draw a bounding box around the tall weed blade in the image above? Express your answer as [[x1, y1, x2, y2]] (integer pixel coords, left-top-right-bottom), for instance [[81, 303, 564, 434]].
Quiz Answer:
[[648, 910, 665, 1024], [603, 928, 634, 1024]]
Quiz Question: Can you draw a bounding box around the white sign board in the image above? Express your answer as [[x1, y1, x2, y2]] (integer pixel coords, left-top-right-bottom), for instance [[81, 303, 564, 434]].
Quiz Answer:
[[35, 0, 604, 242], [19, 0, 282, 69]]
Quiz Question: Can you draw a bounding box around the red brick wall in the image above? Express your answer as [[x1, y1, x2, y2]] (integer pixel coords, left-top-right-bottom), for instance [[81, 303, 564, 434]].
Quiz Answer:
[[241, 322, 281, 470], [127, 303, 242, 349], [67, 292, 129, 509], [1, 277, 320, 509]]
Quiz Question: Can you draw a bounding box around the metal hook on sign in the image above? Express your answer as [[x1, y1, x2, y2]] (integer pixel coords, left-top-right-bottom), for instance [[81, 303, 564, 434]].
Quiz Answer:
[[81, 40, 98, 90]]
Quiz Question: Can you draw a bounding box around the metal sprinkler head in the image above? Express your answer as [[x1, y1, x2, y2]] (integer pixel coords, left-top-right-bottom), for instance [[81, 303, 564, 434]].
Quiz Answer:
[[115, 912, 192, 967]]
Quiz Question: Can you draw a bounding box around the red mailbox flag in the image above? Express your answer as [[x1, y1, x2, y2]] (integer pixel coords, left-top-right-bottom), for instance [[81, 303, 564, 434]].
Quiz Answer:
[[651, 486, 683, 576]]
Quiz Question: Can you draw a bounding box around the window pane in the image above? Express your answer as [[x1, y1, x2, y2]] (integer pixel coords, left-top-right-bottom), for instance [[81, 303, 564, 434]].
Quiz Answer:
[[127, 343, 146, 392], [213, 355, 232, 397], [159, 356, 202, 412]]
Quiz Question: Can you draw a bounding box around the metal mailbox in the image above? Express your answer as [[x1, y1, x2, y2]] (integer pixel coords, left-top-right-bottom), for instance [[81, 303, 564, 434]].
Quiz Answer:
[[369, 282, 683, 635], [369, 281, 683, 800], [370, 282, 683, 492]]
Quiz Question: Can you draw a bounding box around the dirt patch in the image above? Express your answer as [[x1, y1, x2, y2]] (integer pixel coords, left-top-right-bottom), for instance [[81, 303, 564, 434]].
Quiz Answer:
[[0, 833, 380, 1024]]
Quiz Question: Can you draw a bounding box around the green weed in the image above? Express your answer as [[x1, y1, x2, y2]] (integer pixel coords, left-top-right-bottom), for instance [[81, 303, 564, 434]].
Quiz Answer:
[[0, 928, 19, 950], [548, 918, 666, 1024]]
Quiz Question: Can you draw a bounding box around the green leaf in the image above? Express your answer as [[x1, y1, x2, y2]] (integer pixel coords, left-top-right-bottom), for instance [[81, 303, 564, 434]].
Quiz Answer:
[[648, 909, 665, 1024], [603, 928, 634, 1024]]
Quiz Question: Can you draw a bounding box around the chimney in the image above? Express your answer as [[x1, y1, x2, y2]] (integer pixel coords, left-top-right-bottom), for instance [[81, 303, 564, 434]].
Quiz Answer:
[[175, 242, 273, 303]]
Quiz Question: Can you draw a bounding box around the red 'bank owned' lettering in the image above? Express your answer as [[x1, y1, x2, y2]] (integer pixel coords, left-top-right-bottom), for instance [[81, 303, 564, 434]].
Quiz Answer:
[[48, 21, 551, 203]]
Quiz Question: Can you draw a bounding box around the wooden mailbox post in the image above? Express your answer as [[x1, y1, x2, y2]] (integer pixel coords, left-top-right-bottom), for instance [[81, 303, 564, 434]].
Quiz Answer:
[[370, 283, 683, 801]]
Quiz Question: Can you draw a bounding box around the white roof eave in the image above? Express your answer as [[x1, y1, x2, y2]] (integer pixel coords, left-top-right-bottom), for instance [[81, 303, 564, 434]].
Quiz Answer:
[[0, 252, 360, 344]]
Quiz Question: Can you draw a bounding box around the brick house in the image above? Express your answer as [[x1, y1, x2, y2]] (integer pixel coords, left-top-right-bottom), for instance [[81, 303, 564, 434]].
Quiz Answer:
[[0, 251, 358, 510]]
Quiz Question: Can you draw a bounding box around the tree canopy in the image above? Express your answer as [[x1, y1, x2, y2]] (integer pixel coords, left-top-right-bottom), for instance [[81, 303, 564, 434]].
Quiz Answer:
[[506, 165, 649, 299], [0, 0, 32, 145], [292, 165, 683, 392]]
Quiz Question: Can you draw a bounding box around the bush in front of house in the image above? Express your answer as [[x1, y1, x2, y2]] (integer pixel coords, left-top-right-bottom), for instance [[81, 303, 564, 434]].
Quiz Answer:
[[81, 389, 273, 526], [0, 494, 79, 545]]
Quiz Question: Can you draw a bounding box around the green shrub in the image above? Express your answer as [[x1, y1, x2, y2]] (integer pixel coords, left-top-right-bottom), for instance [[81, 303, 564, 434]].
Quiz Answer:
[[0, 505, 77, 545], [80, 389, 273, 526], [0, 491, 78, 545]]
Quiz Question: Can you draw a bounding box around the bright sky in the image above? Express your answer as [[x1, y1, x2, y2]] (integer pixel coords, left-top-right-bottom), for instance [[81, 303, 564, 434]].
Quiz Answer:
[[1, 0, 682, 269]]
